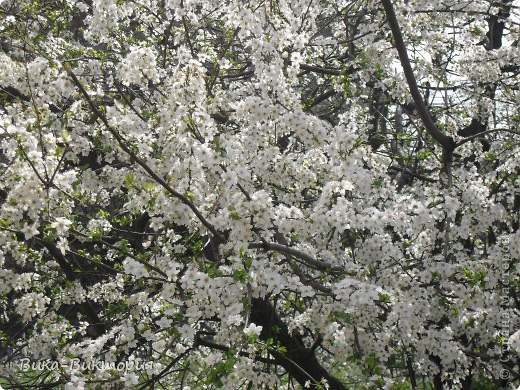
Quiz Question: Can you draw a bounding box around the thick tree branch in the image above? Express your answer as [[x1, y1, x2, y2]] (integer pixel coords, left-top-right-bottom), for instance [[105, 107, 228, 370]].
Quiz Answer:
[[382, 0, 456, 263], [250, 298, 346, 389], [248, 242, 344, 273], [290, 265, 334, 295], [381, 0, 454, 152]]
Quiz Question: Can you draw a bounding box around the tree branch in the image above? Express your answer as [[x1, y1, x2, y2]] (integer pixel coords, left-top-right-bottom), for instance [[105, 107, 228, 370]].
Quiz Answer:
[[62, 63, 225, 242], [382, 0, 456, 263], [250, 298, 347, 389], [299, 63, 341, 76], [248, 242, 344, 273], [455, 127, 519, 147], [381, 0, 454, 152], [194, 333, 275, 364], [388, 166, 437, 183]]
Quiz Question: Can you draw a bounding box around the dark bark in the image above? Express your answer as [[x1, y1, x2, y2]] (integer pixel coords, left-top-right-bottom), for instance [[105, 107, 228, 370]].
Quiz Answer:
[[460, 368, 473, 390], [368, 87, 386, 150], [458, 118, 487, 137], [513, 193, 520, 232], [381, 0, 454, 152], [430, 354, 444, 390], [469, 1, 512, 138], [483, 0, 511, 51], [250, 298, 346, 389]]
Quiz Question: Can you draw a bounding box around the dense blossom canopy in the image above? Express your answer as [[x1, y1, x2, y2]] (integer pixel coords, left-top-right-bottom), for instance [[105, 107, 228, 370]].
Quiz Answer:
[[0, 0, 519, 388]]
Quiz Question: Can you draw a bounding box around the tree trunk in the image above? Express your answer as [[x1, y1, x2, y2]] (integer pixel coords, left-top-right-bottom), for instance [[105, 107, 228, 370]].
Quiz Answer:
[[250, 298, 346, 389]]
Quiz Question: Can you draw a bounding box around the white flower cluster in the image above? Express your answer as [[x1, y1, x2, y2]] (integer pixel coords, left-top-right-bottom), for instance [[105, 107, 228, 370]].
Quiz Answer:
[[118, 46, 160, 86]]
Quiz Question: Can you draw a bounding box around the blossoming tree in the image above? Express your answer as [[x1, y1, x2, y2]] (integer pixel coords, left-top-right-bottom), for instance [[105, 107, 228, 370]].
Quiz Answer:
[[0, 0, 519, 388]]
